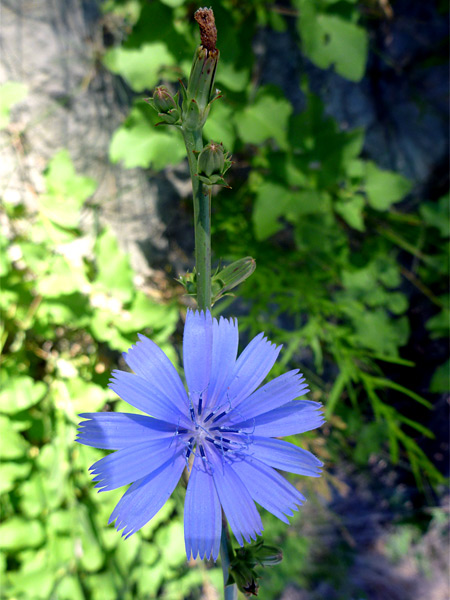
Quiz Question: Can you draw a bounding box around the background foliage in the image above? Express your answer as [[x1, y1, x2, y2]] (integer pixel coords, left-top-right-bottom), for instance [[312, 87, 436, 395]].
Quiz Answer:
[[1, 0, 448, 599]]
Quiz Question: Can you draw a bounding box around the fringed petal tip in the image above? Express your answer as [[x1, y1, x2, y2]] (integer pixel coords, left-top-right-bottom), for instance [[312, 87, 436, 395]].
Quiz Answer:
[[186, 546, 220, 562]]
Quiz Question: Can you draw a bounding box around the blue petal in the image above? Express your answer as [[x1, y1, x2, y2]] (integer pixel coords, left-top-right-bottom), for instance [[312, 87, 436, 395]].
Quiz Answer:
[[109, 371, 191, 427], [208, 449, 263, 546], [184, 454, 221, 561], [233, 401, 325, 437], [235, 370, 309, 421], [231, 455, 305, 523], [123, 334, 188, 409], [205, 316, 238, 413], [248, 437, 323, 477], [183, 310, 213, 395], [89, 437, 184, 491], [76, 413, 178, 449], [217, 333, 281, 412], [109, 452, 186, 538]]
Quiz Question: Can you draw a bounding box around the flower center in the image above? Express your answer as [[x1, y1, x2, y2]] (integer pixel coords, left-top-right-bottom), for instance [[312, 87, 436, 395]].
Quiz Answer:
[[184, 391, 246, 463]]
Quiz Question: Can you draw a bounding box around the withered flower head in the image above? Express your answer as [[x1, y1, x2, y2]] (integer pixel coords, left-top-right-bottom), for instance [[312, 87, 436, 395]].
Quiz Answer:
[[194, 7, 217, 52]]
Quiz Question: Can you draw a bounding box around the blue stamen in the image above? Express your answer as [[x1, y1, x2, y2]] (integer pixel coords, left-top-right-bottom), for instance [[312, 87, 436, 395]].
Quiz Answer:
[[185, 436, 195, 459], [212, 411, 227, 423], [204, 412, 215, 423], [210, 426, 240, 433]]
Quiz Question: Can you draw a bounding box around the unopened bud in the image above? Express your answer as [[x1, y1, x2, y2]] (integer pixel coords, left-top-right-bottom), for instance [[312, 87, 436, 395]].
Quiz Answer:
[[146, 87, 181, 125], [211, 257, 256, 303], [198, 141, 225, 177], [152, 86, 178, 113], [196, 141, 232, 186], [254, 544, 283, 567]]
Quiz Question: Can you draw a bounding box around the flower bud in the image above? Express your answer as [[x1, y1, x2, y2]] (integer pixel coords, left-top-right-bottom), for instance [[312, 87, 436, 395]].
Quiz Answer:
[[146, 87, 181, 125], [198, 141, 225, 177], [152, 86, 178, 113], [211, 257, 256, 303], [196, 141, 232, 186], [187, 46, 219, 114]]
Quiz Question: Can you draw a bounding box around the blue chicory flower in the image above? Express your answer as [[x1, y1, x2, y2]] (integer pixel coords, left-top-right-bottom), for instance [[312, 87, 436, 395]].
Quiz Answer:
[[76, 310, 324, 561]]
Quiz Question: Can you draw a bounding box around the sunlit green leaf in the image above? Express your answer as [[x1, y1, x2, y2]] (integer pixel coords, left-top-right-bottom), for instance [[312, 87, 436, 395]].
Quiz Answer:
[[109, 104, 185, 169], [103, 43, 175, 92], [0, 376, 46, 414], [40, 150, 96, 228], [296, 1, 368, 81], [335, 195, 365, 231], [0, 517, 45, 550], [0, 416, 29, 459], [0, 462, 32, 494], [235, 88, 292, 150], [204, 100, 236, 151], [94, 228, 134, 303], [365, 162, 413, 210]]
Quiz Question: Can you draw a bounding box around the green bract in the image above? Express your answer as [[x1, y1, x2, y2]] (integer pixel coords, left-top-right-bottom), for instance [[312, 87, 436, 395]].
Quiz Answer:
[[145, 87, 181, 125], [180, 46, 221, 131], [197, 141, 232, 186]]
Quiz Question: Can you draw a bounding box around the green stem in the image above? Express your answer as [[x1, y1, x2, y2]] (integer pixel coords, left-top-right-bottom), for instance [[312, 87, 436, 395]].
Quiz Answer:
[[182, 127, 211, 311], [221, 521, 237, 600]]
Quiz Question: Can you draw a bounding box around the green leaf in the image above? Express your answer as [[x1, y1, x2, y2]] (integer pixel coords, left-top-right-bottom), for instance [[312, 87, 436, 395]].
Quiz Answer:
[[155, 520, 186, 567], [325, 370, 348, 418], [0, 518, 45, 550], [117, 291, 178, 335], [109, 104, 185, 169], [89, 309, 136, 351], [55, 379, 109, 415], [420, 194, 450, 237], [0, 81, 28, 129], [37, 256, 89, 297], [0, 416, 29, 459], [430, 359, 450, 393], [252, 182, 292, 240], [216, 61, 250, 92], [94, 228, 134, 303], [77, 505, 105, 572], [0, 462, 32, 494], [0, 376, 46, 414], [297, 2, 368, 81], [365, 162, 413, 210], [115, 532, 140, 573], [8, 566, 55, 599], [56, 576, 85, 600], [203, 101, 236, 151], [426, 301, 449, 338], [235, 88, 292, 150], [40, 150, 96, 228], [335, 195, 365, 231], [103, 43, 175, 92], [353, 309, 409, 356], [354, 422, 386, 464]]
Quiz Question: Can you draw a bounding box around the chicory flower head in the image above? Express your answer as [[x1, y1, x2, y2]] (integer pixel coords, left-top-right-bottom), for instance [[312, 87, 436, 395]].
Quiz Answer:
[[77, 310, 324, 561]]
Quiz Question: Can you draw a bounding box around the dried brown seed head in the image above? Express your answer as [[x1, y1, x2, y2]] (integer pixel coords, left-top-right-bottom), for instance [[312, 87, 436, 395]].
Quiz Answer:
[[194, 7, 217, 51]]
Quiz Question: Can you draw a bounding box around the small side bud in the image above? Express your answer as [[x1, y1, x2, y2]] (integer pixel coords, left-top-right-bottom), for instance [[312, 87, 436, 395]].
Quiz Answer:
[[197, 141, 232, 186], [198, 141, 225, 177], [227, 540, 283, 596], [146, 86, 181, 126], [152, 87, 178, 113], [211, 257, 256, 303]]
